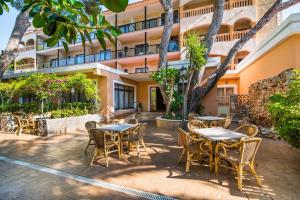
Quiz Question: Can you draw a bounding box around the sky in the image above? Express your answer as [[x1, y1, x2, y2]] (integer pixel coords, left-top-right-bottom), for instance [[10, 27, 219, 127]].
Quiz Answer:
[[0, 1, 299, 51]]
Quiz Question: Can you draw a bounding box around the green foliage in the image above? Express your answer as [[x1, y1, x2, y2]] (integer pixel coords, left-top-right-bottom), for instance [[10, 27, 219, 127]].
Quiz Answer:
[[186, 32, 207, 70], [171, 91, 183, 113], [50, 108, 89, 119], [268, 70, 300, 148], [66, 73, 96, 100], [152, 68, 180, 97], [0, 73, 97, 114], [0, 0, 10, 15], [21, 0, 128, 51]]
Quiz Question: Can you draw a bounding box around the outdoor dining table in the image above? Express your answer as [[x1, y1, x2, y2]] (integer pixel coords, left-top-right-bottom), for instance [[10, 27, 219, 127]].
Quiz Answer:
[[192, 127, 246, 170], [195, 116, 225, 127], [94, 123, 139, 155]]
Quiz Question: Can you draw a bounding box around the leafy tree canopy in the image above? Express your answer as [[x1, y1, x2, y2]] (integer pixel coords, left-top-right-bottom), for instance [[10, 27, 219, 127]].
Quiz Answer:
[[0, 0, 129, 51]]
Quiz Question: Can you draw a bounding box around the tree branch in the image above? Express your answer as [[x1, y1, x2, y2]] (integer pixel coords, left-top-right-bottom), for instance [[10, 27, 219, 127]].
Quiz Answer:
[[0, 10, 30, 80], [188, 0, 225, 112], [188, 0, 300, 112]]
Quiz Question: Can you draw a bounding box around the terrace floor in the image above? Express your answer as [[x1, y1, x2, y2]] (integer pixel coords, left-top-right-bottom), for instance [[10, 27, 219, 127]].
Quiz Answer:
[[0, 122, 299, 200]]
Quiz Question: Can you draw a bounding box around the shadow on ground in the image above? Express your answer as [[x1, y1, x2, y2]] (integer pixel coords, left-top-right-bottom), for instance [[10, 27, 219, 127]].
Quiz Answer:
[[0, 122, 299, 199]]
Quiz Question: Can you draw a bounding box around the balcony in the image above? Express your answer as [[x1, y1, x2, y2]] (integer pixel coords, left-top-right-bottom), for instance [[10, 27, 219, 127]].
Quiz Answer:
[[38, 41, 179, 69], [37, 14, 179, 51], [18, 45, 35, 52], [15, 63, 35, 71], [183, 0, 254, 18]]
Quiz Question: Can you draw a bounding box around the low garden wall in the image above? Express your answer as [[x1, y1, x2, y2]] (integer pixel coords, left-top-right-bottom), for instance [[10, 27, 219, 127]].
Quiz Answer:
[[248, 69, 294, 126], [41, 114, 102, 136]]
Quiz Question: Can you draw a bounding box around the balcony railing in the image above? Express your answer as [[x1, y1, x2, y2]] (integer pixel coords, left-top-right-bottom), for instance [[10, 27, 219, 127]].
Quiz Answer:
[[37, 42, 179, 69], [183, 0, 254, 18], [37, 14, 179, 51], [183, 30, 250, 46], [18, 45, 35, 52], [15, 63, 35, 70]]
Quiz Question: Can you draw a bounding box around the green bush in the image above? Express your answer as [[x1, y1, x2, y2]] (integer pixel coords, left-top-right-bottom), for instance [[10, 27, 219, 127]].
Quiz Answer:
[[268, 70, 300, 148], [50, 108, 89, 119]]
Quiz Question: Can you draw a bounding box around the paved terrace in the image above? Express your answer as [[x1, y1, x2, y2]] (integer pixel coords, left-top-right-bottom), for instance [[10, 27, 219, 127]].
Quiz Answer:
[[0, 122, 299, 200]]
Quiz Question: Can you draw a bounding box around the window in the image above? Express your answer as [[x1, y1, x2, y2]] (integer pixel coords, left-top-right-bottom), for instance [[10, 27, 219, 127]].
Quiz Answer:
[[98, 50, 111, 61], [50, 59, 58, 67], [135, 44, 148, 56], [217, 87, 235, 106], [76, 54, 84, 64], [135, 67, 149, 73], [114, 83, 134, 110]]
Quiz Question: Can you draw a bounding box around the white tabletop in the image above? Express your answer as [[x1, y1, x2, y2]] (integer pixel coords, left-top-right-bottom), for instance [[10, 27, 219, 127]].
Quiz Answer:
[[196, 116, 225, 121], [192, 127, 246, 141], [95, 123, 137, 132]]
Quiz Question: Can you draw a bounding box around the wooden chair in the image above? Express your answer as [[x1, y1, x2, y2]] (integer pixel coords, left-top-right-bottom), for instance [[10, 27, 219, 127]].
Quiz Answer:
[[178, 128, 213, 172], [234, 124, 258, 138], [122, 123, 147, 157], [188, 113, 199, 121], [84, 121, 97, 153], [13, 115, 31, 136], [90, 129, 121, 167], [215, 137, 262, 191]]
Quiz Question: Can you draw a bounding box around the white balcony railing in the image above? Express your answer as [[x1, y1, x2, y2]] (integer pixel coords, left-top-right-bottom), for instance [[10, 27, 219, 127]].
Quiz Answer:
[[18, 45, 35, 52], [183, 0, 254, 18], [15, 63, 35, 70]]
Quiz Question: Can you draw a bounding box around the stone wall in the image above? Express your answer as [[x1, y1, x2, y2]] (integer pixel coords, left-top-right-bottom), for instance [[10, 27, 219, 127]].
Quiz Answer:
[[248, 69, 294, 127]]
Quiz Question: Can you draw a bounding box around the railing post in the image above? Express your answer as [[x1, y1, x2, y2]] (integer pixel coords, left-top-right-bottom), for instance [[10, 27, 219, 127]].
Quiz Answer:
[[229, 26, 234, 41]]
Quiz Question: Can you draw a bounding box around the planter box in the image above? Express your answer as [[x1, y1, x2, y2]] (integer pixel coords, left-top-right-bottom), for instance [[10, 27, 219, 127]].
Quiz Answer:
[[156, 116, 184, 128], [39, 114, 102, 136]]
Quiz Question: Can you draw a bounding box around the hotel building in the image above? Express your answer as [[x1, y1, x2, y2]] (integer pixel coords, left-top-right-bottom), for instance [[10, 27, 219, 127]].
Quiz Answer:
[[4, 0, 286, 116]]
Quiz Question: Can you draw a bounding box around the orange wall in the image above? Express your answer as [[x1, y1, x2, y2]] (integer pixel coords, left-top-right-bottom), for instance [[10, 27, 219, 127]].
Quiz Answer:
[[238, 35, 300, 94]]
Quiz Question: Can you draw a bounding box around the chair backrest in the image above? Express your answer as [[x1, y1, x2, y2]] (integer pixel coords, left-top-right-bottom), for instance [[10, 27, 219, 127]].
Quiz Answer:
[[85, 121, 97, 132], [188, 119, 207, 131], [235, 124, 258, 137], [188, 113, 199, 121], [127, 118, 138, 124], [13, 116, 21, 127], [223, 116, 232, 129], [210, 120, 225, 128], [90, 129, 105, 148], [240, 137, 262, 164], [178, 128, 189, 147], [139, 123, 147, 136]]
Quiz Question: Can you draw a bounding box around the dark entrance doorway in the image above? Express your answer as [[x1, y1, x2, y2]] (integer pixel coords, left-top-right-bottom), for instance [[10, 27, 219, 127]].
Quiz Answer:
[[149, 87, 166, 112]]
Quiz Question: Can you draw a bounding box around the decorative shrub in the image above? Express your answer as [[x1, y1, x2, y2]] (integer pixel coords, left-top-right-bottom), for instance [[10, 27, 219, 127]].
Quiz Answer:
[[0, 73, 98, 117], [50, 108, 89, 119], [268, 70, 300, 148]]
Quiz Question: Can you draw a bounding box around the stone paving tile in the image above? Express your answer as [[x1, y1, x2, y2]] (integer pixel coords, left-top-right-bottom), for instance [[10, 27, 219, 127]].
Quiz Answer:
[[0, 122, 299, 200], [0, 161, 143, 200]]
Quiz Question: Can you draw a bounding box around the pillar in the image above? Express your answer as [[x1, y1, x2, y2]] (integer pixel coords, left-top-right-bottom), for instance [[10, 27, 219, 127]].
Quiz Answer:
[[229, 25, 234, 41]]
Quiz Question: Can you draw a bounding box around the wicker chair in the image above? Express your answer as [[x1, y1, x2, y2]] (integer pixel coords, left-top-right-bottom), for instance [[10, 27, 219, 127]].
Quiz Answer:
[[122, 123, 147, 157], [13, 115, 31, 136], [127, 118, 139, 124], [178, 128, 213, 172], [223, 116, 232, 129], [188, 119, 208, 131], [90, 129, 120, 167], [188, 113, 199, 121], [84, 121, 97, 153], [234, 124, 258, 138], [210, 120, 225, 128], [215, 137, 262, 191]]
